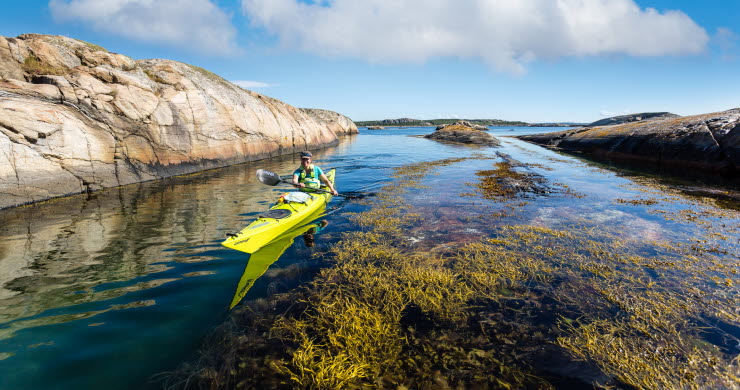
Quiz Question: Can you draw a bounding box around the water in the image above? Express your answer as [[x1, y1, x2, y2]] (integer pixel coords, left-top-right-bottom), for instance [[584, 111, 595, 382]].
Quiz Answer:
[[1, 126, 738, 389]]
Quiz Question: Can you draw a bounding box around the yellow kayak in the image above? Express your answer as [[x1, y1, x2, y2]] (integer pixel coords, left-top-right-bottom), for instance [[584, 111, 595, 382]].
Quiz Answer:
[[229, 212, 325, 308], [221, 169, 335, 254]]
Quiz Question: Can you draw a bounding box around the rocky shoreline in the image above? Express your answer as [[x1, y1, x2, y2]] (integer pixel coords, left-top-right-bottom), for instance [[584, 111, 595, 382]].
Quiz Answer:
[[518, 108, 740, 181], [0, 34, 357, 209]]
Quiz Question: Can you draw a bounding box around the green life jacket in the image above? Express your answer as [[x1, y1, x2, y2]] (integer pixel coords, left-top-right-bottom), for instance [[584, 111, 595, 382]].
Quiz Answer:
[[298, 164, 321, 188]]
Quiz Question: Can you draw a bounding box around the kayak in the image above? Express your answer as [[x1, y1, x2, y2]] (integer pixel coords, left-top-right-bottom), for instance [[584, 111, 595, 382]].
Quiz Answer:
[[229, 213, 325, 308], [221, 169, 335, 254]]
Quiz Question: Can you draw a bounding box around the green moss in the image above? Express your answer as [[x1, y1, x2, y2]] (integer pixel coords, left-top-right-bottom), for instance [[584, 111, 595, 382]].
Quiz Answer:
[[437, 124, 479, 132], [21, 55, 66, 76]]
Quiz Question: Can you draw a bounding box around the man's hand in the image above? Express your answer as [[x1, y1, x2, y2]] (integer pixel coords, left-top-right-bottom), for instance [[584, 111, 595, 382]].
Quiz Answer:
[[332, 189, 338, 196]]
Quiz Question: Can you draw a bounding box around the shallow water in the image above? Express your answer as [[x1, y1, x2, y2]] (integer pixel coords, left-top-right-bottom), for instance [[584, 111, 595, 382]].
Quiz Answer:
[[0, 126, 738, 389]]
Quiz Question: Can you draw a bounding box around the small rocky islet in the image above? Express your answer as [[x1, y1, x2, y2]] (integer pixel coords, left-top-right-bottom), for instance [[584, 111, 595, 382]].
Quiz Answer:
[[423, 121, 500, 146]]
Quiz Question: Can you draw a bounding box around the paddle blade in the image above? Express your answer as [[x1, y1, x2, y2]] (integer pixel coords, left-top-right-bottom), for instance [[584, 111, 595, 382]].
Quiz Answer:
[[256, 169, 283, 186]]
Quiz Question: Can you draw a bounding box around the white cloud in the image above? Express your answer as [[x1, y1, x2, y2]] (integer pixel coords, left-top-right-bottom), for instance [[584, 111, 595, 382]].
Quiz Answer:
[[232, 80, 273, 88], [50, 0, 241, 55], [242, 0, 709, 74], [714, 27, 738, 61]]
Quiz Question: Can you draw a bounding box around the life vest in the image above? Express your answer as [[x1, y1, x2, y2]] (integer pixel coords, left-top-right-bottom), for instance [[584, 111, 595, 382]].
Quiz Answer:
[[298, 164, 321, 188]]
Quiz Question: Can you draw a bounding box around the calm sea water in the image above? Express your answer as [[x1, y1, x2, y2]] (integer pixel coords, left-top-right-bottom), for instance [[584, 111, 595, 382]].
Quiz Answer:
[[0, 126, 737, 389]]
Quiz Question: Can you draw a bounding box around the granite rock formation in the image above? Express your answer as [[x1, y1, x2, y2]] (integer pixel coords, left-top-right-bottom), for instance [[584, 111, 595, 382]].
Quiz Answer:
[[519, 109, 740, 179], [0, 34, 357, 209], [300, 108, 357, 136], [436, 120, 489, 131], [587, 112, 679, 127], [424, 124, 500, 146]]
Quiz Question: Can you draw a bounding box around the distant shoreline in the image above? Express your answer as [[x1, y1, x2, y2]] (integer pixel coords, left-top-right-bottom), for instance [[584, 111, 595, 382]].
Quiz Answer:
[[360, 123, 582, 129], [355, 119, 584, 128]]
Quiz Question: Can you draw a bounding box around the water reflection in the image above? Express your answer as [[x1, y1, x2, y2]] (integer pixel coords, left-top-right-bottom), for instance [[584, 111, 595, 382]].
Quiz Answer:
[[0, 151, 341, 389], [230, 211, 328, 309]]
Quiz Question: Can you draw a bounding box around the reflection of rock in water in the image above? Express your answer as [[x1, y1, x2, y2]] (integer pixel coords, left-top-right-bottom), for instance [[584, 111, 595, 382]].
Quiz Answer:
[[0, 161, 286, 330]]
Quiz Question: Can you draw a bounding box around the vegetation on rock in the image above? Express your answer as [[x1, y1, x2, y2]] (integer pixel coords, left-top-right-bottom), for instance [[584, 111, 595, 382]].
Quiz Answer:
[[424, 124, 500, 146], [21, 55, 66, 76]]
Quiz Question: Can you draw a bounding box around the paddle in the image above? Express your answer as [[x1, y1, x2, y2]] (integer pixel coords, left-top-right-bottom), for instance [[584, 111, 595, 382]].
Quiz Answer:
[[256, 169, 362, 199]]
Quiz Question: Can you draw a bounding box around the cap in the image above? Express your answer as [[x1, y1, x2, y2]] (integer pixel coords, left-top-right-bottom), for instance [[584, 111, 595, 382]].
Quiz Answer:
[[300, 151, 312, 159]]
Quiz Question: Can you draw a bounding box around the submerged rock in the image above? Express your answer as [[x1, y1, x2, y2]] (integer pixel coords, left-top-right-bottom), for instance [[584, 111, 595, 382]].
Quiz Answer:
[[424, 124, 500, 146], [518, 108, 740, 180], [0, 34, 357, 209]]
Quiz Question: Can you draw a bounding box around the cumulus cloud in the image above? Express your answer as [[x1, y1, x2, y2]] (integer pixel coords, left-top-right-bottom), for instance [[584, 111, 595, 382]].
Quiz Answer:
[[242, 0, 709, 74], [232, 80, 273, 88], [714, 27, 738, 61], [50, 0, 241, 55]]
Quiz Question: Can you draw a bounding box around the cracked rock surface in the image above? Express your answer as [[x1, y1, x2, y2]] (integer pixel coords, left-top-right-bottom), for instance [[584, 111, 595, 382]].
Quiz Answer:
[[518, 109, 740, 180], [0, 34, 358, 209]]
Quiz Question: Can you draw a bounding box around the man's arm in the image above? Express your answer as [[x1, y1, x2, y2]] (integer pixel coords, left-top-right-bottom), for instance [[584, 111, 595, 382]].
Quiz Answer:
[[292, 174, 305, 188], [319, 174, 338, 195]]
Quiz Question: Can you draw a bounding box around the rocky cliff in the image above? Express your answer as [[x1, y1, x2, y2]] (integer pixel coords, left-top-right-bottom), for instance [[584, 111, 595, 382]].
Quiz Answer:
[[518, 109, 740, 180], [299, 108, 357, 136], [0, 34, 357, 209]]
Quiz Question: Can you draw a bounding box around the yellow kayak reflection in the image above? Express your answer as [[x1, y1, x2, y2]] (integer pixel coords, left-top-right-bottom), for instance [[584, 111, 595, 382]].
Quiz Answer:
[[229, 209, 328, 309]]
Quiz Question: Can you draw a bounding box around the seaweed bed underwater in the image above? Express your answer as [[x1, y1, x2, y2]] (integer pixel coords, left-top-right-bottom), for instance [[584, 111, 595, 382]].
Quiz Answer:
[[166, 154, 740, 389]]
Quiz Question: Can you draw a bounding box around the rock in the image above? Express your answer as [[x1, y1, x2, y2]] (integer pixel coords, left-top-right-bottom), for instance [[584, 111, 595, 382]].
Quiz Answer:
[[436, 120, 488, 131], [518, 108, 740, 180], [379, 118, 416, 125], [300, 108, 358, 135], [587, 112, 679, 127], [0, 34, 357, 209], [366, 126, 385, 130], [424, 124, 500, 146]]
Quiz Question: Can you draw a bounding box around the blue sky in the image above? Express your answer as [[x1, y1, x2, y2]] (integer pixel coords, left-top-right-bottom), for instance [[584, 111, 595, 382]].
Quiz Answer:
[[1, 0, 738, 123]]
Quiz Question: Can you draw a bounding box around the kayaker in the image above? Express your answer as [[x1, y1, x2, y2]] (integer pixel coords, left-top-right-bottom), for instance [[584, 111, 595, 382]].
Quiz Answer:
[[292, 151, 338, 195]]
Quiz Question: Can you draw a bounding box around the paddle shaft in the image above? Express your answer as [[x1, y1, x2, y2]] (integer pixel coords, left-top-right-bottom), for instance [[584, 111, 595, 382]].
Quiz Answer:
[[277, 179, 357, 198]]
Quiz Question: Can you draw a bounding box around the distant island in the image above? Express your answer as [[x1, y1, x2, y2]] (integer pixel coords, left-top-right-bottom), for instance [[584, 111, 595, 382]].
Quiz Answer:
[[355, 117, 584, 128]]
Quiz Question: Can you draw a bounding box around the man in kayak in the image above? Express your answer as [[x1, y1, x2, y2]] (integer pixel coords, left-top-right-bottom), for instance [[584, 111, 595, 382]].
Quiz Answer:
[[292, 151, 338, 195]]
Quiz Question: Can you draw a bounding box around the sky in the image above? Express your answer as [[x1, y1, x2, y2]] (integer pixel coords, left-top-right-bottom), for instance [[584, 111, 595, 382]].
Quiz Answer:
[[0, 0, 738, 123]]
